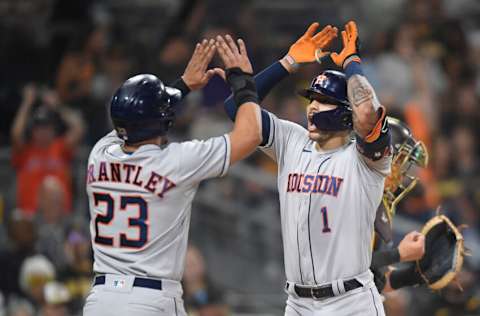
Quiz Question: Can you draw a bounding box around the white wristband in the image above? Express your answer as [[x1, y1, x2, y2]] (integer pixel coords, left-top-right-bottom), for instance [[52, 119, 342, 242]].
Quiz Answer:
[[284, 54, 300, 71]]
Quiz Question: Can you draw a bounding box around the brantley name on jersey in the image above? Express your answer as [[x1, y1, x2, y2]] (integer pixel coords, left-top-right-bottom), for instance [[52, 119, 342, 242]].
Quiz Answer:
[[87, 162, 176, 198]]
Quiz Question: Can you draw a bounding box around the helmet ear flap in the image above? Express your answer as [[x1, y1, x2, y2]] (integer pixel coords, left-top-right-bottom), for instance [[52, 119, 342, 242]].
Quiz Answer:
[[340, 108, 353, 127], [164, 87, 182, 105]]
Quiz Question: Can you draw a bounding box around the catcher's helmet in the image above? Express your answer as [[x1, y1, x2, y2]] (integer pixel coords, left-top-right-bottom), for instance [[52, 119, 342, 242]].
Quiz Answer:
[[383, 117, 428, 220], [299, 70, 352, 131], [110, 74, 182, 144]]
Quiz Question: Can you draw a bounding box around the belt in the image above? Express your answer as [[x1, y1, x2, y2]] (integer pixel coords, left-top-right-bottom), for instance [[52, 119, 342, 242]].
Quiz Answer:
[[94, 275, 162, 290], [293, 279, 362, 299]]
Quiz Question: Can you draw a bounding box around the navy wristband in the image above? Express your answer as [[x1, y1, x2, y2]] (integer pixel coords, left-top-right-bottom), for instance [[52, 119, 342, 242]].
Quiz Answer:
[[344, 60, 364, 80], [226, 68, 259, 107], [171, 77, 190, 98]]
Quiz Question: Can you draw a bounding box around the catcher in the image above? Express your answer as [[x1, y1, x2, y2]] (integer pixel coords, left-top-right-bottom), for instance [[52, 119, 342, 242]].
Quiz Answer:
[[371, 118, 466, 293]]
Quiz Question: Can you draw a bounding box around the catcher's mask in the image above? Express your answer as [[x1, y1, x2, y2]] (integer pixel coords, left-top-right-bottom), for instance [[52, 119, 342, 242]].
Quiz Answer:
[[383, 117, 428, 221]]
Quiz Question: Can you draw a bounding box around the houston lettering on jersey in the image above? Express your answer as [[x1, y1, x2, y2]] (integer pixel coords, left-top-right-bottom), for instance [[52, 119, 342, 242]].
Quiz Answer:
[[87, 162, 176, 198], [286, 173, 344, 197]]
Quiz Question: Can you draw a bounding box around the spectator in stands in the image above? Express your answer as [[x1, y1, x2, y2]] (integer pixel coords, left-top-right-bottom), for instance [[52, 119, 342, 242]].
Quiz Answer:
[[87, 44, 134, 143], [19, 255, 56, 309], [35, 176, 70, 271], [7, 299, 35, 316], [60, 229, 92, 313], [432, 136, 454, 181], [183, 245, 228, 316], [442, 81, 480, 135], [374, 22, 446, 113], [10, 84, 85, 215], [277, 96, 305, 125], [91, 44, 133, 104], [155, 36, 192, 84], [39, 281, 71, 316], [452, 126, 478, 181], [0, 211, 36, 305], [55, 26, 108, 106]]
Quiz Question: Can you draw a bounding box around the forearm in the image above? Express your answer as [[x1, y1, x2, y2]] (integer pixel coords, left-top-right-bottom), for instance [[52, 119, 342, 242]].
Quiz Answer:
[[11, 101, 33, 146], [370, 248, 401, 271], [225, 66, 262, 164], [60, 107, 85, 147], [232, 102, 261, 138], [224, 61, 289, 121], [345, 61, 382, 138], [229, 102, 262, 164]]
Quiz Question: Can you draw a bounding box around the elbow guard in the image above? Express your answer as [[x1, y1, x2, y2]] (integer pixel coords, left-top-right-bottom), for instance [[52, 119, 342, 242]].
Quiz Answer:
[[356, 107, 391, 161]]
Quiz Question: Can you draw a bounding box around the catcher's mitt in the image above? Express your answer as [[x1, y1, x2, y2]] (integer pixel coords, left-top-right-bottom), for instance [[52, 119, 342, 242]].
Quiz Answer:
[[416, 214, 465, 290]]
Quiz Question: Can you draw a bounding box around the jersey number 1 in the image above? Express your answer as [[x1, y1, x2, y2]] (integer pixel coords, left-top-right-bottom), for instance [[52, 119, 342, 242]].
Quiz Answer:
[[93, 193, 148, 248], [321, 206, 331, 233]]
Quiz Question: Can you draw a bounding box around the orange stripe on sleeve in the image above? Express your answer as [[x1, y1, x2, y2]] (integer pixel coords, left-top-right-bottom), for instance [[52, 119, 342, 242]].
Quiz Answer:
[[364, 106, 386, 143]]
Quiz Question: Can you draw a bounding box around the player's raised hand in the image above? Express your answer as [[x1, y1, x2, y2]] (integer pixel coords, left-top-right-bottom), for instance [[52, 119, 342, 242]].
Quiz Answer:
[[215, 35, 253, 74], [182, 39, 221, 91], [330, 20, 361, 68], [287, 23, 338, 64]]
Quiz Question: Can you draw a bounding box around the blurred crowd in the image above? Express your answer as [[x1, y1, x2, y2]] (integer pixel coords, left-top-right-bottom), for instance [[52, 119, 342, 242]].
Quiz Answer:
[[0, 0, 479, 315]]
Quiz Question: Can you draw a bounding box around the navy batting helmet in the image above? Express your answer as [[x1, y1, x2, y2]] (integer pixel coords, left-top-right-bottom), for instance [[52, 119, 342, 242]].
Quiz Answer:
[[110, 74, 182, 144], [299, 70, 352, 131]]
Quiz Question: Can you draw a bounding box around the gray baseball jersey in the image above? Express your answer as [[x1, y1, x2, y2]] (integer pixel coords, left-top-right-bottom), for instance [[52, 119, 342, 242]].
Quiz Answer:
[[262, 112, 391, 285], [86, 131, 230, 281]]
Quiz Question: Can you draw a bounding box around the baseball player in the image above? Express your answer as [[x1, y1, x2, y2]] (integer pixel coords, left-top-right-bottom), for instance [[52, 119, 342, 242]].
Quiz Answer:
[[372, 119, 467, 298], [224, 21, 391, 315], [83, 37, 262, 315], [371, 117, 428, 293]]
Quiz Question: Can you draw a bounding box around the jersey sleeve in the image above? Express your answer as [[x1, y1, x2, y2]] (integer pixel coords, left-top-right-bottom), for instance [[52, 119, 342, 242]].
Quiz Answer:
[[259, 111, 307, 165], [88, 130, 123, 164], [178, 134, 231, 183], [354, 107, 392, 176], [91, 130, 122, 151]]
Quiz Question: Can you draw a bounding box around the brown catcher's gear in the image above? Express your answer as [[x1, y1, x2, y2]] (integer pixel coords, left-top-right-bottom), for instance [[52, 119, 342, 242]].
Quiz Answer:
[[375, 117, 428, 244], [416, 214, 466, 290], [382, 117, 428, 223]]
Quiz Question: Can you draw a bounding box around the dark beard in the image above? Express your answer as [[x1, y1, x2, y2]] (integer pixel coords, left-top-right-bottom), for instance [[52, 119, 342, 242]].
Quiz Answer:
[[309, 130, 335, 144]]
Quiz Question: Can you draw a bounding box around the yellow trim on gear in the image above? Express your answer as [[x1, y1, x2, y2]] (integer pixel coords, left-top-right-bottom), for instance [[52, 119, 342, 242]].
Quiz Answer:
[[416, 215, 465, 290]]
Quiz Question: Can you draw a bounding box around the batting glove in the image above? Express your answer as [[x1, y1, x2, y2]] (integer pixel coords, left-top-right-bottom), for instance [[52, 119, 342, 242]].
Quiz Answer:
[[287, 23, 338, 65], [330, 21, 361, 68]]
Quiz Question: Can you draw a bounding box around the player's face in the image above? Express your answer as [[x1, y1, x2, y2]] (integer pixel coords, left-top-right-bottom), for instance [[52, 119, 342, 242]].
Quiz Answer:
[[306, 100, 337, 142]]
